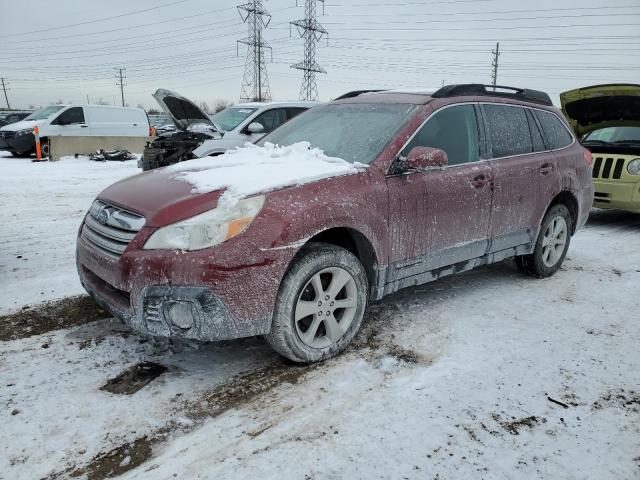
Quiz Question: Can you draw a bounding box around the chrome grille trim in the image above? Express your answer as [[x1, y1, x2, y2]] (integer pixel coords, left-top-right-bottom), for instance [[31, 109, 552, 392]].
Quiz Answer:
[[81, 200, 145, 258]]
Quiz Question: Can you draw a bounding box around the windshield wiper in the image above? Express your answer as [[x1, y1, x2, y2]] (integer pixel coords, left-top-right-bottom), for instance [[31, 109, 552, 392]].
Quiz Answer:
[[612, 140, 640, 145], [581, 139, 611, 145]]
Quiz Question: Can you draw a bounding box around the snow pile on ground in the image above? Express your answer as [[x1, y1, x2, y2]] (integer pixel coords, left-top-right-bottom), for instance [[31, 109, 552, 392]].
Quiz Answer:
[[0, 154, 140, 313], [167, 142, 366, 208]]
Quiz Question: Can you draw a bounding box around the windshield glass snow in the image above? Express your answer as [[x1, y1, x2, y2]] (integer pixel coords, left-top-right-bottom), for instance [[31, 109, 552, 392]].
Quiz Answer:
[[25, 105, 65, 121], [259, 103, 417, 165]]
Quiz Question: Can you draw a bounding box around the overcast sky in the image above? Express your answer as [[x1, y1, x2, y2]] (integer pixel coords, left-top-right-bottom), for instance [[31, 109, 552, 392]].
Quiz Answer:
[[0, 0, 638, 110]]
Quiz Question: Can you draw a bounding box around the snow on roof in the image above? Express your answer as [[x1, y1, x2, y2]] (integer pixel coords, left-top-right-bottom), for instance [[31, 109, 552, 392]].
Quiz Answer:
[[166, 142, 365, 208]]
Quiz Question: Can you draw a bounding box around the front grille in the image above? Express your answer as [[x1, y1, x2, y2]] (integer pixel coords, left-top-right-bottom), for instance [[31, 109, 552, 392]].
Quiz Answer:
[[592, 157, 626, 180], [81, 200, 145, 258], [0, 131, 15, 139]]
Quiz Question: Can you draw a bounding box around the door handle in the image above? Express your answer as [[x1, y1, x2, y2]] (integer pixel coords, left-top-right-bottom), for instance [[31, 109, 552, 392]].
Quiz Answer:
[[540, 163, 553, 175], [80, 125, 88, 128]]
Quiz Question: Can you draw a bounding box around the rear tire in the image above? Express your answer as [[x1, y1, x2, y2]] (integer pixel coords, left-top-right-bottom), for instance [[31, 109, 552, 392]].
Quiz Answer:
[[265, 243, 368, 363], [516, 204, 572, 278]]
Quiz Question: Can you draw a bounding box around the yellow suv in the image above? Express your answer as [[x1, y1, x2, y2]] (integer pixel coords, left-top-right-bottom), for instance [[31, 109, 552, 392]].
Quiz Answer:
[[561, 84, 640, 213]]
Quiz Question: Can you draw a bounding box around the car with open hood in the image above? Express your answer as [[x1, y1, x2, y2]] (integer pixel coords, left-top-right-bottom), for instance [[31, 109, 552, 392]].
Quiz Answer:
[[140, 88, 318, 170], [77, 84, 593, 363], [561, 84, 640, 213]]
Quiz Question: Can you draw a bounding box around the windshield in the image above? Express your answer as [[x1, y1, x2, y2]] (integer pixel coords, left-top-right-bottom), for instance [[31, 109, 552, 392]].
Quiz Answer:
[[25, 105, 65, 121], [211, 107, 257, 131], [583, 126, 640, 143], [258, 103, 418, 164]]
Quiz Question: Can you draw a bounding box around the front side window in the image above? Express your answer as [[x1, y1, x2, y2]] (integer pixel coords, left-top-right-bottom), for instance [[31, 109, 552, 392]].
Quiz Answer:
[[252, 108, 288, 134], [534, 110, 573, 150], [54, 107, 85, 125], [259, 103, 418, 165], [401, 104, 480, 166], [484, 104, 533, 158]]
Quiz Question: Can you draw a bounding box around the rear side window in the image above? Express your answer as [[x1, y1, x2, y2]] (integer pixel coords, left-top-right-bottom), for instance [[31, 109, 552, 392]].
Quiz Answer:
[[483, 104, 532, 158], [534, 110, 573, 150], [54, 107, 85, 125], [526, 109, 546, 152], [286, 107, 307, 120], [401, 104, 480, 166]]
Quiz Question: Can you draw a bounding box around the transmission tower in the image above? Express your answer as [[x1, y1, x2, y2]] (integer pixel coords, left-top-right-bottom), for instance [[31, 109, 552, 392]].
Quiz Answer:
[[291, 0, 327, 101], [114, 67, 127, 106], [0, 78, 10, 109], [237, 1, 272, 102], [490, 42, 500, 91]]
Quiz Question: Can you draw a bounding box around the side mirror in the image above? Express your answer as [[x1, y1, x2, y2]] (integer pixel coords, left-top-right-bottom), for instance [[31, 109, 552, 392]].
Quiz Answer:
[[246, 122, 264, 134], [404, 146, 448, 171]]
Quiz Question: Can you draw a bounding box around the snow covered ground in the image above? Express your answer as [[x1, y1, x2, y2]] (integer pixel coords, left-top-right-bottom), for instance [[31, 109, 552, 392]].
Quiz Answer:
[[0, 152, 140, 313], [0, 153, 639, 479]]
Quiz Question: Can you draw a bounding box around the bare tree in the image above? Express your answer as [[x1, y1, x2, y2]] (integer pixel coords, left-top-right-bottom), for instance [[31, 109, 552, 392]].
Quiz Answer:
[[147, 108, 162, 115], [96, 97, 110, 105], [198, 101, 210, 114], [213, 99, 234, 113]]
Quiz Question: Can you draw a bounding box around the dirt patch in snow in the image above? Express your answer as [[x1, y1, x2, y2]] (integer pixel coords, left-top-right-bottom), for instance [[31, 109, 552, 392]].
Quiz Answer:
[[100, 362, 168, 395], [491, 413, 546, 435], [56, 359, 317, 478], [592, 388, 640, 413], [0, 295, 107, 341]]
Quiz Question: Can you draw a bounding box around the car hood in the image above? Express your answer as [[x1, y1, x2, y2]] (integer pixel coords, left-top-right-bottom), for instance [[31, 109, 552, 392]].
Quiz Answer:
[[98, 170, 223, 228], [0, 119, 42, 132], [152, 88, 215, 132], [560, 84, 640, 137]]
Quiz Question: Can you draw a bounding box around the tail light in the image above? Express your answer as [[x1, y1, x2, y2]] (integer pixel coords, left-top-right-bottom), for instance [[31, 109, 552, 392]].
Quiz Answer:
[[149, 126, 156, 137], [583, 148, 593, 167]]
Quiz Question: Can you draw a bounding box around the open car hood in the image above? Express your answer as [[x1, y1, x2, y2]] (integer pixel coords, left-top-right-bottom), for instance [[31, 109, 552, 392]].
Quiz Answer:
[[560, 84, 640, 137], [152, 88, 215, 132]]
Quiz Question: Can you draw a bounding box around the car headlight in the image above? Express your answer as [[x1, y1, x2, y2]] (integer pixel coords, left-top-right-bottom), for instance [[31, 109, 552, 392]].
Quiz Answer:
[[628, 158, 640, 175], [14, 129, 34, 137], [143, 195, 265, 250]]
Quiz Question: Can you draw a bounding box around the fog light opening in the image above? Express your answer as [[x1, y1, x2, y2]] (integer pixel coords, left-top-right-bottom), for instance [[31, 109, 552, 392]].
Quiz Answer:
[[164, 300, 196, 330]]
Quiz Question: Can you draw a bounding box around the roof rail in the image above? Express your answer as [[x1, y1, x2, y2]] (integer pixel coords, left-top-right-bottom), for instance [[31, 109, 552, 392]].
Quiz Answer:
[[333, 89, 386, 100], [432, 84, 553, 106]]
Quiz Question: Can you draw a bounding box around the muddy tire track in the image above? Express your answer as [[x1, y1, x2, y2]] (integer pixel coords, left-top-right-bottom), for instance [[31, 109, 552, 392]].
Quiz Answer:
[[0, 295, 108, 341]]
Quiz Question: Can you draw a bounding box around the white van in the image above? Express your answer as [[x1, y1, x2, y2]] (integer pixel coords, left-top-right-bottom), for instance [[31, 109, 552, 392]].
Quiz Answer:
[[0, 105, 150, 157]]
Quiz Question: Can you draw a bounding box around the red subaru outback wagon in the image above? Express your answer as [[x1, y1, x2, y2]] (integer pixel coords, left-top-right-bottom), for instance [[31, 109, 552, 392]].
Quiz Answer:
[[77, 84, 594, 363]]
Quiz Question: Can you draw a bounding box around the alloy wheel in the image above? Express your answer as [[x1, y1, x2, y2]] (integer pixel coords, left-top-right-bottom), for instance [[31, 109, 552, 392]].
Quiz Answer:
[[541, 216, 568, 267], [294, 267, 358, 349]]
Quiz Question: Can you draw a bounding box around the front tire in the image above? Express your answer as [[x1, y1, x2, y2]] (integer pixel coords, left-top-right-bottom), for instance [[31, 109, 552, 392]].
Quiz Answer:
[[265, 243, 368, 363], [516, 204, 572, 278]]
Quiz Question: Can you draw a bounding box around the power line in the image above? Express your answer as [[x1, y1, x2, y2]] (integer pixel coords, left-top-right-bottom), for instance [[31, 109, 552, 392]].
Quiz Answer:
[[0, 0, 193, 39], [291, 0, 328, 100], [238, 0, 272, 102]]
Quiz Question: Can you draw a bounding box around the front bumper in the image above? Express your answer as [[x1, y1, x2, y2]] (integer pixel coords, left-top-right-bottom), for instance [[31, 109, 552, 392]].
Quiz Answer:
[[0, 132, 34, 153], [593, 178, 640, 213], [76, 226, 293, 342]]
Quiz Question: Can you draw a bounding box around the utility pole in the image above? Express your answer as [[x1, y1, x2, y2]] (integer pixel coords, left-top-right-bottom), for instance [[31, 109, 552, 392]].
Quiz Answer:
[[291, 0, 328, 101], [114, 68, 126, 106], [1, 78, 11, 110], [237, 1, 272, 102], [491, 42, 500, 91]]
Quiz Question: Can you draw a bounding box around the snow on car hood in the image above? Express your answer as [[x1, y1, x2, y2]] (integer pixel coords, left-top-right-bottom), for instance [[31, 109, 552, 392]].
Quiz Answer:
[[166, 141, 367, 208], [0, 119, 41, 132], [152, 88, 215, 132]]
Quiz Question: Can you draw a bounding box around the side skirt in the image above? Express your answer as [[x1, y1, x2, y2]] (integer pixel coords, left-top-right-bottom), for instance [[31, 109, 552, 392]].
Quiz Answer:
[[372, 242, 534, 300]]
